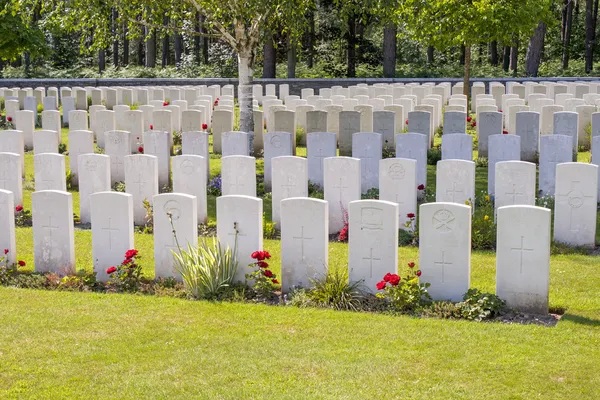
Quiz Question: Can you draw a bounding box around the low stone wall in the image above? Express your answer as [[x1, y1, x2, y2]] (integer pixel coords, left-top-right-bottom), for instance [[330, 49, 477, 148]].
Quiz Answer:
[[1, 76, 600, 96]]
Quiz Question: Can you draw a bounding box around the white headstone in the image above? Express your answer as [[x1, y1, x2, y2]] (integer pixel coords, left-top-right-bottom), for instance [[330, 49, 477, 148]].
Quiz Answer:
[[264, 131, 293, 190], [494, 161, 537, 213], [488, 134, 521, 195], [124, 154, 158, 226], [554, 162, 598, 247], [172, 155, 208, 224], [32, 190, 75, 274], [0, 153, 22, 207], [0, 189, 16, 265], [34, 153, 66, 191], [222, 131, 250, 157], [436, 160, 475, 205], [352, 132, 382, 193], [153, 193, 198, 280], [395, 133, 428, 192], [419, 202, 471, 301], [221, 156, 256, 197], [324, 157, 361, 234], [339, 111, 360, 156], [143, 130, 171, 188], [217, 195, 263, 282], [33, 130, 59, 155], [105, 130, 131, 184], [182, 131, 210, 180], [348, 200, 398, 293], [307, 131, 336, 188], [271, 156, 308, 228], [515, 111, 540, 162], [553, 111, 579, 160], [379, 158, 417, 229], [69, 110, 88, 131], [478, 111, 502, 158], [496, 205, 550, 314], [539, 135, 573, 196], [91, 192, 134, 282], [78, 154, 110, 224]]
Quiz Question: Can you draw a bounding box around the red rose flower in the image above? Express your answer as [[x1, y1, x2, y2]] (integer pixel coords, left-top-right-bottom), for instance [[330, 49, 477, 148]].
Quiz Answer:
[[251, 251, 260, 259], [106, 266, 117, 274], [138, 146, 144, 153], [18, 260, 26, 267], [163, 101, 168, 106], [263, 251, 271, 259], [258, 261, 269, 268], [376, 280, 387, 290], [271, 279, 279, 284], [3, 249, 8, 255], [123, 258, 132, 265], [15, 205, 23, 212], [416, 270, 422, 277], [502, 130, 508, 135], [499, 110, 503, 113], [7, 116, 12, 122], [263, 269, 274, 278], [467, 117, 472, 122], [405, 119, 409, 125], [150, 124, 154, 130], [389, 274, 401, 286], [125, 249, 138, 259], [408, 262, 415, 268], [471, 121, 477, 127], [417, 184, 425, 190], [383, 273, 392, 282], [202, 123, 208, 130], [407, 213, 415, 219]]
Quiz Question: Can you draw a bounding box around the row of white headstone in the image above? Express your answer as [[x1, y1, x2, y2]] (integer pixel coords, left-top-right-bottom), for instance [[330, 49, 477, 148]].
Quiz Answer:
[[0, 186, 553, 315]]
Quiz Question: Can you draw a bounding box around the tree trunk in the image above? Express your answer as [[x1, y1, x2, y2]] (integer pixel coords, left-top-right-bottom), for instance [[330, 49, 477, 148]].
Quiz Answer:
[[347, 16, 356, 78], [490, 41, 498, 65], [194, 12, 201, 63], [563, 0, 574, 69], [175, 33, 183, 68], [586, 0, 594, 72], [145, 28, 156, 68], [99, 49, 106, 73], [238, 49, 255, 134], [112, 8, 119, 67], [463, 44, 471, 104], [137, 38, 144, 66], [287, 36, 296, 78], [200, 15, 209, 64], [383, 24, 397, 78], [427, 46, 434, 64], [263, 31, 276, 78], [502, 45, 510, 71], [460, 44, 465, 65], [525, 22, 546, 77], [307, 11, 315, 69], [123, 24, 129, 66], [510, 39, 519, 74], [162, 16, 170, 67]]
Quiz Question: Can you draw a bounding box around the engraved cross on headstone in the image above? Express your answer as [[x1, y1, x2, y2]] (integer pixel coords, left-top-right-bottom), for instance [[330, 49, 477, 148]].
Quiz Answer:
[[511, 236, 534, 274], [315, 148, 327, 172], [434, 251, 452, 283], [293, 226, 313, 261], [281, 176, 296, 198], [43, 215, 60, 246], [362, 248, 381, 278], [333, 177, 348, 199], [556, 179, 595, 231], [102, 217, 119, 250], [229, 175, 245, 192], [446, 182, 464, 202], [505, 184, 524, 204]]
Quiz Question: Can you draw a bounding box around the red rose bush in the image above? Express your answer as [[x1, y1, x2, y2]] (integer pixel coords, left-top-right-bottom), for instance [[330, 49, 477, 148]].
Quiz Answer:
[[375, 262, 430, 312]]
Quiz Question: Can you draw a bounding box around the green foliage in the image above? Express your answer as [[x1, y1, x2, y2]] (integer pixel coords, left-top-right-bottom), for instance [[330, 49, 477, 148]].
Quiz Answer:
[[0, 253, 18, 285], [295, 127, 306, 147], [263, 214, 278, 240], [471, 194, 496, 250], [58, 143, 67, 155], [427, 147, 442, 165], [112, 181, 126, 192], [475, 157, 488, 168], [361, 188, 379, 199], [172, 237, 238, 300], [306, 268, 364, 311], [0, 1, 47, 61], [14, 206, 32, 227], [458, 289, 506, 321], [246, 250, 278, 300], [308, 181, 324, 199]]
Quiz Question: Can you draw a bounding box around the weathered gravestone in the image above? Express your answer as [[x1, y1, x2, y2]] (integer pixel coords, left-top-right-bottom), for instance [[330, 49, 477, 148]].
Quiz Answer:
[[34, 153, 66, 192], [307, 131, 336, 188], [78, 154, 111, 224], [515, 111, 540, 162], [441, 134, 473, 161], [338, 111, 360, 157], [271, 156, 308, 228], [539, 135, 573, 196], [352, 132, 382, 193], [105, 130, 131, 184], [488, 134, 521, 195], [324, 157, 361, 235], [143, 130, 171, 188], [494, 161, 537, 214], [263, 131, 293, 190]]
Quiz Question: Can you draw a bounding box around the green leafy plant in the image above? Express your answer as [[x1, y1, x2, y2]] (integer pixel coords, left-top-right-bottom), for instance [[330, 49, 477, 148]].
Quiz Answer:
[[246, 249, 277, 299], [263, 213, 277, 239], [173, 237, 238, 299], [308, 181, 324, 199], [105, 249, 143, 292], [112, 181, 126, 192], [306, 268, 364, 311], [58, 142, 67, 154], [0, 250, 24, 285], [361, 188, 379, 199], [427, 147, 442, 165], [295, 127, 305, 146], [457, 289, 506, 321], [375, 263, 431, 313], [471, 193, 496, 250]]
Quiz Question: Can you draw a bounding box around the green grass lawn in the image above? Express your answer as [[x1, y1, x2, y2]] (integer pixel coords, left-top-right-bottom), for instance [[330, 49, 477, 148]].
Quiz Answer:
[[1, 126, 599, 399]]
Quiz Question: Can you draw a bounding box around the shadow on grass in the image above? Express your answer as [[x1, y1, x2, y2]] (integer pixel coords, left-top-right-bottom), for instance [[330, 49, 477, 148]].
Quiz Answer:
[[560, 314, 600, 327]]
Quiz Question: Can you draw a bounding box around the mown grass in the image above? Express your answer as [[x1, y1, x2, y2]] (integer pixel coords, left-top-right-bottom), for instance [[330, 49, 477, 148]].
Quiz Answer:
[[1, 124, 598, 399]]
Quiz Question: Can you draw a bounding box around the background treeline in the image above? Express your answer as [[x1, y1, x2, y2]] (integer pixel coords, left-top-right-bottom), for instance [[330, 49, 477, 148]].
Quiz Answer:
[[2, 0, 599, 79]]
